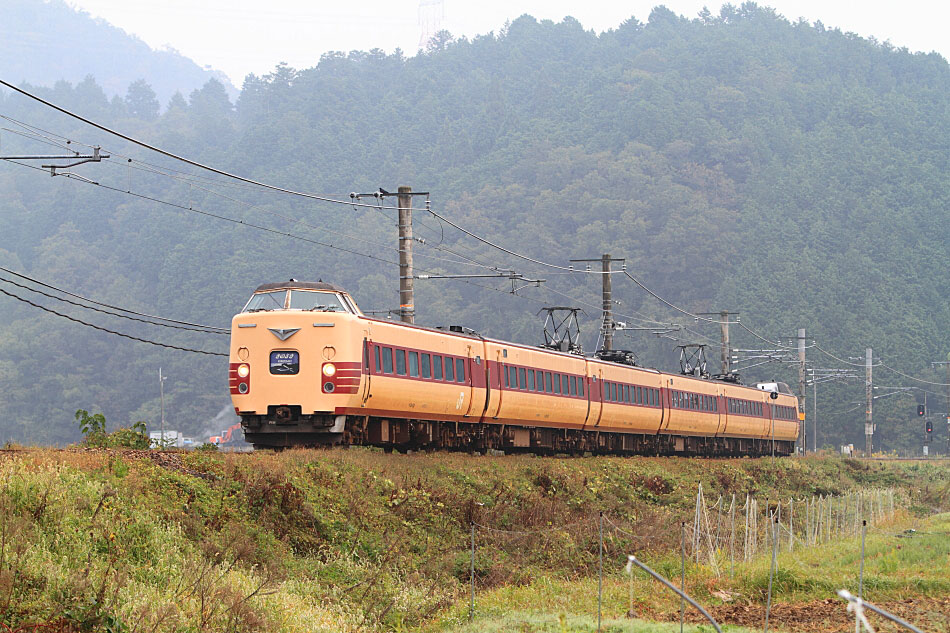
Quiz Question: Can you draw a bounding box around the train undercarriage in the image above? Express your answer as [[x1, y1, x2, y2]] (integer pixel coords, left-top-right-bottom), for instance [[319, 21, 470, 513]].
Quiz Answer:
[[242, 414, 795, 457]]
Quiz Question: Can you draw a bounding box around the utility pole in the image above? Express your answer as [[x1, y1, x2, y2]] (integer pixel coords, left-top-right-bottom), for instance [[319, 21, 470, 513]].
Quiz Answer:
[[932, 356, 950, 455], [798, 329, 806, 454], [570, 255, 624, 351], [698, 311, 738, 375], [864, 347, 874, 457], [159, 367, 167, 449], [397, 186, 415, 324], [602, 254, 612, 350]]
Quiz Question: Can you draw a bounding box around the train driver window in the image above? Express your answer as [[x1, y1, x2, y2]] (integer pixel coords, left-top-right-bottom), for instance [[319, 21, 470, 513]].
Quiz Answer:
[[433, 355, 443, 380], [408, 352, 419, 377], [382, 347, 393, 374], [288, 290, 348, 312], [421, 354, 431, 379], [394, 349, 406, 375], [374, 346, 381, 373], [445, 357, 455, 382], [456, 358, 465, 383], [518, 367, 526, 390]]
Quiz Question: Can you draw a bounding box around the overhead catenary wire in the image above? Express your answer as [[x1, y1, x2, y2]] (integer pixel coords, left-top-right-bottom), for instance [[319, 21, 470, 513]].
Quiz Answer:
[[0, 273, 227, 335], [0, 78, 407, 211], [0, 286, 227, 356]]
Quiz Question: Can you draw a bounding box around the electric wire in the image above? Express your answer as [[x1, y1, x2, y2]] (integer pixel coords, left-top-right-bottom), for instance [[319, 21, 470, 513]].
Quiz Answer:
[[0, 79, 409, 210], [813, 343, 882, 368], [0, 274, 227, 335], [0, 286, 227, 356], [0, 266, 228, 331], [879, 363, 950, 387]]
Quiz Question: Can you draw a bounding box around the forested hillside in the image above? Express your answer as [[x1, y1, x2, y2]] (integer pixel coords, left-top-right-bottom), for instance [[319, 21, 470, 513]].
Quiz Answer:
[[0, 4, 946, 451]]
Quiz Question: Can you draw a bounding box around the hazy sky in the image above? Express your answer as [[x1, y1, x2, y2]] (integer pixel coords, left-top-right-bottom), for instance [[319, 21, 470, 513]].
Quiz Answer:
[[66, 0, 949, 86]]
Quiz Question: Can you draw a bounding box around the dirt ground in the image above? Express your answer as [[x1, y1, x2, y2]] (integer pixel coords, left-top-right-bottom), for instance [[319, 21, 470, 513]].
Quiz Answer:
[[669, 596, 950, 632]]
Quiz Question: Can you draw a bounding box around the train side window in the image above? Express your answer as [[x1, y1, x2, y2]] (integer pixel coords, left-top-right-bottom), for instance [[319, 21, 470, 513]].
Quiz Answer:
[[553, 375, 560, 395], [382, 347, 393, 374], [579, 379, 585, 397], [433, 355, 443, 380], [614, 382, 619, 401], [545, 372, 553, 393], [374, 346, 381, 373], [408, 352, 419, 377], [570, 376, 577, 396], [528, 369, 536, 391], [456, 358, 466, 383], [395, 349, 407, 375], [421, 354, 431, 379], [503, 366, 509, 388], [445, 357, 455, 382], [518, 367, 526, 390]]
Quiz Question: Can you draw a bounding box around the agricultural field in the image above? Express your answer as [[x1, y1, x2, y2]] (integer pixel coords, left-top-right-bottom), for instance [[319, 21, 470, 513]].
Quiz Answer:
[[0, 448, 947, 632]]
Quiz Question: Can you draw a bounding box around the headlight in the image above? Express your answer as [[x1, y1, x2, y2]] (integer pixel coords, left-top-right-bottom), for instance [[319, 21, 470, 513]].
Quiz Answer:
[[237, 364, 250, 378], [322, 363, 336, 377]]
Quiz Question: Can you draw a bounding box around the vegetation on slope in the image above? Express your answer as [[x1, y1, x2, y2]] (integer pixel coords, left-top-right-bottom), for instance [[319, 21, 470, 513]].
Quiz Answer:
[[1, 448, 948, 632]]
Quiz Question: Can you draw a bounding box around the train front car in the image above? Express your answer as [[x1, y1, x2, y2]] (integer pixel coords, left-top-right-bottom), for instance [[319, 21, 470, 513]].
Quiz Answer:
[[228, 281, 364, 449]]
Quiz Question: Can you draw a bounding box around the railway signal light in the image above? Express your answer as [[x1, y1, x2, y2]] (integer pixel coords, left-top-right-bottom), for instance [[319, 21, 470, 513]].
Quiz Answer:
[[917, 404, 925, 416], [926, 419, 933, 434]]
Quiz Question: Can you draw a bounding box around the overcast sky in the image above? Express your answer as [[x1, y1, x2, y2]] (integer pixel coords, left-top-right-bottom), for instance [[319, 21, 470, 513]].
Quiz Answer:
[[66, 0, 949, 86]]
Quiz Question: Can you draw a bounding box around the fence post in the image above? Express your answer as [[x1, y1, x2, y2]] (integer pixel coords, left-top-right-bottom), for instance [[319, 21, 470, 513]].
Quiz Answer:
[[680, 522, 686, 633], [788, 498, 794, 551], [598, 511, 603, 632], [470, 521, 475, 622], [764, 517, 779, 633], [859, 520, 867, 600], [729, 495, 736, 579]]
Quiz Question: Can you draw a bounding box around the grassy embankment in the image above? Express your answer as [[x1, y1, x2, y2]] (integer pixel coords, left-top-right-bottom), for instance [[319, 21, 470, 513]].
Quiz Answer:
[[1, 448, 948, 632]]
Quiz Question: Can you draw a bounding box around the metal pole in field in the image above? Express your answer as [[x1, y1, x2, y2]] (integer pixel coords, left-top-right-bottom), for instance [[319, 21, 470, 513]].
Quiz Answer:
[[798, 328, 806, 454], [764, 518, 779, 633], [470, 522, 475, 621], [680, 522, 686, 633], [866, 348, 873, 455], [598, 511, 603, 632], [813, 378, 817, 453], [159, 367, 166, 449], [859, 520, 867, 600], [397, 185, 415, 324]]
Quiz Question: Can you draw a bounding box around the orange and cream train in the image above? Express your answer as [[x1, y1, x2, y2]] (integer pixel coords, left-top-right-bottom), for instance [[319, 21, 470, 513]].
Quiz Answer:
[[229, 281, 800, 455]]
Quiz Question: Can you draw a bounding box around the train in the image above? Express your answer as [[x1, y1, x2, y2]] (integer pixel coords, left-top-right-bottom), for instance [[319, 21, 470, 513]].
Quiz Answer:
[[228, 281, 800, 455]]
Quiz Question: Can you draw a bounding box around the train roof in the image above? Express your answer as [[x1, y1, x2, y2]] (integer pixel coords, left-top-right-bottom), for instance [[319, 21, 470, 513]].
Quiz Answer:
[[254, 281, 347, 293]]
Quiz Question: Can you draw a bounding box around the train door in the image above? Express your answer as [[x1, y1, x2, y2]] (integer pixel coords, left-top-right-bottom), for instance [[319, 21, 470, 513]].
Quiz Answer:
[[361, 335, 372, 406], [714, 385, 726, 435], [460, 345, 478, 418], [591, 368, 604, 427], [485, 349, 504, 420]]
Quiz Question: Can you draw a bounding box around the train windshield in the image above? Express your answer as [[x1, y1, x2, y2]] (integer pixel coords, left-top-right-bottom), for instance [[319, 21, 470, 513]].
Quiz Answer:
[[243, 290, 286, 312], [288, 291, 349, 312]]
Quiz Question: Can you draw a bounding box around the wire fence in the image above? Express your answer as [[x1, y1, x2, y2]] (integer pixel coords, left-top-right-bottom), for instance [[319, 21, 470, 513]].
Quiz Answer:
[[463, 484, 918, 632]]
